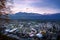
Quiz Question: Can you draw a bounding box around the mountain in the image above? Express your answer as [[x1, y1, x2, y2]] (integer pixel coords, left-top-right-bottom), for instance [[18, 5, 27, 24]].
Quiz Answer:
[[43, 13, 60, 19], [9, 12, 60, 20], [9, 12, 42, 19]]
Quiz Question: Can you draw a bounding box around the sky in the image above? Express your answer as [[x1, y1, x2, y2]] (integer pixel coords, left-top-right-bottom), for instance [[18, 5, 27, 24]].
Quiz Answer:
[[11, 0, 60, 14]]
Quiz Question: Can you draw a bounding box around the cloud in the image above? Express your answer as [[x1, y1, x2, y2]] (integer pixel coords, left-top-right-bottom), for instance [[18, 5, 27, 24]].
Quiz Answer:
[[12, 0, 60, 14], [30, 0, 60, 8]]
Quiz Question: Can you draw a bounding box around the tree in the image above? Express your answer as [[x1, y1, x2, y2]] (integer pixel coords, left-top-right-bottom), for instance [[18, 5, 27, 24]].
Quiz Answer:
[[0, 0, 6, 15], [0, 0, 13, 26]]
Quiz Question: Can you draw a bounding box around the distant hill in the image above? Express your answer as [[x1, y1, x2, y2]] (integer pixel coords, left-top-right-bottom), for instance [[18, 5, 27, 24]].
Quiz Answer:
[[9, 12, 42, 19], [1, 12, 60, 21], [9, 12, 60, 19]]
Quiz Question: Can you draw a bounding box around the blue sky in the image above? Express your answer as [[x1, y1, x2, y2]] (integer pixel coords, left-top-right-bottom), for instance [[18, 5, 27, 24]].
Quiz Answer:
[[12, 0, 60, 14]]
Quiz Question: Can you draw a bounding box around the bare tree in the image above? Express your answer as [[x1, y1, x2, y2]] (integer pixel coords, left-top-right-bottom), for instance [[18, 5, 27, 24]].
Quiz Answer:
[[0, 0, 13, 26], [0, 0, 6, 16], [0, 0, 13, 17]]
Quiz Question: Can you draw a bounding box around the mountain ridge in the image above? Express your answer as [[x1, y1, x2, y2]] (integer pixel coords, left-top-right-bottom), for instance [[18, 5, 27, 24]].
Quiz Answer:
[[0, 12, 60, 20], [9, 12, 60, 20]]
